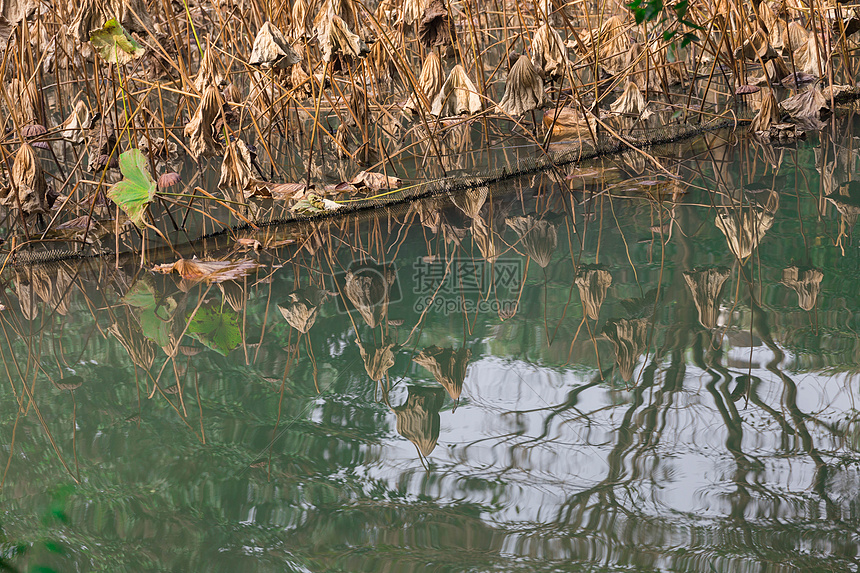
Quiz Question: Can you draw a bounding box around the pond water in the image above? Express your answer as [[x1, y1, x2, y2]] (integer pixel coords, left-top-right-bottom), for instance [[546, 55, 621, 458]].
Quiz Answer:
[[2, 122, 860, 572]]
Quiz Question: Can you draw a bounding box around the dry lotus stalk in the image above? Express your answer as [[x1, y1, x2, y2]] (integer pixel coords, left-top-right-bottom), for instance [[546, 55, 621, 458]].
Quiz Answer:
[[414, 346, 470, 400], [319, 14, 368, 62], [610, 80, 652, 119], [734, 28, 778, 62], [344, 264, 396, 327], [194, 45, 225, 92], [184, 85, 222, 159], [249, 22, 301, 69], [418, 0, 454, 47], [2, 144, 47, 215], [683, 267, 731, 329], [575, 265, 611, 320], [782, 266, 823, 311], [780, 87, 830, 122], [394, 386, 446, 456], [499, 55, 545, 116], [749, 88, 780, 133], [531, 23, 568, 81], [431, 64, 481, 116], [505, 215, 557, 268], [60, 100, 91, 144], [357, 339, 396, 381], [278, 287, 326, 333], [603, 318, 649, 382], [715, 206, 775, 261], [403, 51, 443, 114]]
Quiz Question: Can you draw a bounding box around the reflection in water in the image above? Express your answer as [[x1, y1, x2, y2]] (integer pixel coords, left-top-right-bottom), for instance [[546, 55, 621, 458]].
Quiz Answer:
[[3, 126, 860, 571], [394, 386, 446, 457], [414, 346, 471, 402], [684, 267, 731, 329], [575, 265, 612, 320]]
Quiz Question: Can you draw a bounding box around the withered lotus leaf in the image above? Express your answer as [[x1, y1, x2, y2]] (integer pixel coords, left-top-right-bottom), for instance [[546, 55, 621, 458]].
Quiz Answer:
[[431, 64, 481, 116], [184, 85, 223, 160], [152, 258, 261, 283], [505, 215, 558, 268], [2, 143, 48, 215], [749, 88, 780, 133], [403, 51, 443, 115], [499, 55, 545, 117], [350, 170, 402, 192], [683, 267, 731, 329], [418, 0, 454, 47], [194, 45, 225, 91], [531, 23, 568, 81], [319, 14, 368, 62], [610, 81, 652, 120], [249, 21, 301, 69]]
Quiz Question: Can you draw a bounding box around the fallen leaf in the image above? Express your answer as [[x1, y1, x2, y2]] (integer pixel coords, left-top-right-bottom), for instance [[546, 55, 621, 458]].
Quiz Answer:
[[350, 170, 401, 192], [290, 193, 343, 215], [151, 258, 261, 283], [90, 18, 145, 65], [107, 148, 156, 228]]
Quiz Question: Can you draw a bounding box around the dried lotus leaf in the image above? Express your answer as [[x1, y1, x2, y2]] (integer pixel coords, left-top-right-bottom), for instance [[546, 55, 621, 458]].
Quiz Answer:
[[249, 21, 301, 69], [531, 23, 568, 81], [431, 64, 481, 116], [610, 81, 652, 119], [498, 55, 545, 116], [319, 14, 368, 62], [2, 144, 48, 215], [749, 88, 780, 133], [184, 85, 222, 159], [60, 100, 91, 144], [404, 51, 444, 114]]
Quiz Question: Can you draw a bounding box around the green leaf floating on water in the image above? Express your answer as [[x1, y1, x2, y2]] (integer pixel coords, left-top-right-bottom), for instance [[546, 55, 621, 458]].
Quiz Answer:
[[186, 304, 241, 356], [108, 149, 156, 228], [90, 18, 145, 65]]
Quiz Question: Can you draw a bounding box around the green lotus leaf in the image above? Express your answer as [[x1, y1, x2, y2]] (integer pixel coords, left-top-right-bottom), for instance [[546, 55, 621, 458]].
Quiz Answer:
[[90, 18, 145, 65], [107, 149, 156, 228]]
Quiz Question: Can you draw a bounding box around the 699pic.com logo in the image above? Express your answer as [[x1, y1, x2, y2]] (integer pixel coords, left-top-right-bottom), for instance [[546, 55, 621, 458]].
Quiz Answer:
[[333, 260, 403, 320]]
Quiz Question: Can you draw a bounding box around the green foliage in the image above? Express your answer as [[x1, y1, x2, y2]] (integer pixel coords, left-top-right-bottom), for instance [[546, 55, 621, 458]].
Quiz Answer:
[[186, 304, 241, 355], [107, 149, 156, 228], [123, 281, 176, 347], [627, 0, 701, 47], [89, 19, 145, 65]]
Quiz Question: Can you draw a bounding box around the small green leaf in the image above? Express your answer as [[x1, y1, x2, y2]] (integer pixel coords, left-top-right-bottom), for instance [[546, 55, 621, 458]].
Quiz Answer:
[[90, 19, 145, 65], [186, 304, 241, 356], [107, 149, 156, 228]]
